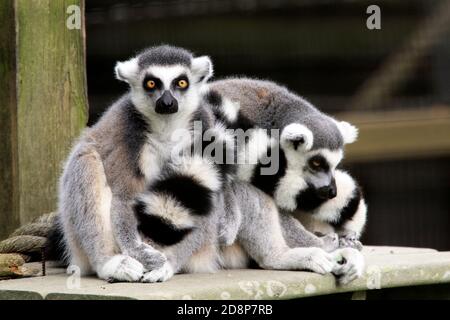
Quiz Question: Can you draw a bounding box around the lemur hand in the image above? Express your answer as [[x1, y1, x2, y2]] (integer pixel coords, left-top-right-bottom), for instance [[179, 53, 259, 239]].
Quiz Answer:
[[319, 233, 340, 252], [141, 261, 174, 283], [331, 247, 365, 285], [338, 232, 363, 251], [127, 243, 167, 271]]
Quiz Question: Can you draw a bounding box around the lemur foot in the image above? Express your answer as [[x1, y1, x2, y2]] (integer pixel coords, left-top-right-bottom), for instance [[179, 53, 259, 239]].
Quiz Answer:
[[98, 254, 145, 282], [338, 233, 363, 251], [128, 243, 167, 271], [319, 233, 340, 252], [300, 248, 335, 275], [331, 248, 365, 285], [141, 261, 174, 283]]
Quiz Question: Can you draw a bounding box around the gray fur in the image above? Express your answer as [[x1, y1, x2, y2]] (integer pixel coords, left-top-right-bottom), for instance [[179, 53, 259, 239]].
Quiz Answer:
[[227, 182, 335, 273], [58, 96, 164, 280], [211, 78, 344, 150], [137, 45, 193, 69], [279, 211, 339, 252]]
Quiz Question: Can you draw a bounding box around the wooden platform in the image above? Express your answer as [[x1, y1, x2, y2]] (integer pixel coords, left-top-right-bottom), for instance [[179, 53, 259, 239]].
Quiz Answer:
[[0, 246, 449, 300]]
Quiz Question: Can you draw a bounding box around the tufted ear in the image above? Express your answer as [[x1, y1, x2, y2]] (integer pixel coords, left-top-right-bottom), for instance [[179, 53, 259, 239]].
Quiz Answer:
[[280, 123, 313, 152], [337, 121, 358, 144], [191, 56, 213, 83], [115, 57, 139, 84]]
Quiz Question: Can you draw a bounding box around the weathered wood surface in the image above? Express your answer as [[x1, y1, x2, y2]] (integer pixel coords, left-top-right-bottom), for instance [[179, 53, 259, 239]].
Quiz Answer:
[[0, 247, 449, 300], [0, 0, 20, 245], [338, 107, 450, 162], [0, 0, 88, 239]]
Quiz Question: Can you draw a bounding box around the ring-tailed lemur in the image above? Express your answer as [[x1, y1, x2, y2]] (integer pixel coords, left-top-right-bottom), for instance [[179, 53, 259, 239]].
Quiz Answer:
[[57, 45, 361, 284], [210, 78, 367, 249], [58, 45, 222, 282]]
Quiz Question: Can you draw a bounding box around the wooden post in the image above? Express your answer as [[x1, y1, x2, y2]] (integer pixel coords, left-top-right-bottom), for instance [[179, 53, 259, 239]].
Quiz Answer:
[[0, 0, 88, 239]]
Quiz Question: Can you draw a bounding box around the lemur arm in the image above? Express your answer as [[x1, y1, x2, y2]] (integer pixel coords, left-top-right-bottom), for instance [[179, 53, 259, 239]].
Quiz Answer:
[[231, 181, 335, 274], [110, 195, 167, 271], [278, 211, 339, 252]]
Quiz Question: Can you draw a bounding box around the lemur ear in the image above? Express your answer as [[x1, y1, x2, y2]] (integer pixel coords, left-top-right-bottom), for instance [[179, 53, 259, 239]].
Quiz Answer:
[[115, 57, 139, 84], [280, 123, 313, 152], [337, 121, 358, 144], [192, 56, 213, 83]]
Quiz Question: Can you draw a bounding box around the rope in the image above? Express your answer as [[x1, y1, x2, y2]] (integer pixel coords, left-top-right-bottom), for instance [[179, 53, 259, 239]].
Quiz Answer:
[[0, 212, 57, 256], [0, 212, 57, 278], [0, 235, 47, 254]]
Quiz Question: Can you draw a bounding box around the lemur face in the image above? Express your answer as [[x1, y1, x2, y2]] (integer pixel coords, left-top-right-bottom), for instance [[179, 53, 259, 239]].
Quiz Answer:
[[114, 46, 213, 117], [302, 149, 342, 200], [273, 122, 357, 212]]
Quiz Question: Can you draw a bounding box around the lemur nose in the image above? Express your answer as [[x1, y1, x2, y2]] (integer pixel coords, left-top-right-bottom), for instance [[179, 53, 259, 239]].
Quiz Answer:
[[161, 91, 174, 107], [328, 187, 337, 199], [155, 91, 178, 114], [317, 186, 336, 200]]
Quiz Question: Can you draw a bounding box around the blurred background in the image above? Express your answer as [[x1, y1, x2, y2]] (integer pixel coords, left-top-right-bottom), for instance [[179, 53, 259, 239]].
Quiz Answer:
[[85, 0, 450, 250]]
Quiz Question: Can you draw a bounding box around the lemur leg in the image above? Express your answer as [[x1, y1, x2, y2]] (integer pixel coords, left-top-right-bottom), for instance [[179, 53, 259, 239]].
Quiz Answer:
[[279, 212, 339, 252], [59, 143, 144, 282], [110, 197, 167, 271], [60, 225, 92, 275], [232, 182, 334, 274]]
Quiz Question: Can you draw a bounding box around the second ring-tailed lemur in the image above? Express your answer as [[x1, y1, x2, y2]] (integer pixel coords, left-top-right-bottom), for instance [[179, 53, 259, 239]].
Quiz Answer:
[[57, 45, 362, 284], [210, 78, 367, 249]]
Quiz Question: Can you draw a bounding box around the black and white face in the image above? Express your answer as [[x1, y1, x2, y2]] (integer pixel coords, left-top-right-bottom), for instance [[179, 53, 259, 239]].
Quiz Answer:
[[139, 65, 196, 115], [273, 122, 355, 212], [115, 54, 213, 117], [302, 149, 342, 200]]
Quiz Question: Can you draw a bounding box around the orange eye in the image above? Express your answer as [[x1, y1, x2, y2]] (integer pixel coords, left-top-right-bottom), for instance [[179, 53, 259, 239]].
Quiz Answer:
[[177, 79, 188, 89], [146, 80, 156, 89]]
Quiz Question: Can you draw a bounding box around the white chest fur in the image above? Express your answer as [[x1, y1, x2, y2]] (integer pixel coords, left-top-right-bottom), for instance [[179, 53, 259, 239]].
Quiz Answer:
[[139, 124, 194, 183]]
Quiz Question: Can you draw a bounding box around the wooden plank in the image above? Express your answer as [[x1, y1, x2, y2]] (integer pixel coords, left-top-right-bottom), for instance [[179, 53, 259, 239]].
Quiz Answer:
[[0, 0, 20, 239], [15, 0, 88, 224], [338, 107, 450, 162], [0, 0, 88, 238]]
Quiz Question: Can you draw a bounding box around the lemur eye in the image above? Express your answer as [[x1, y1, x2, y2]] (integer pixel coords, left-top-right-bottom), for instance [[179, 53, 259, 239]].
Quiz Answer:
[[177, 79, 188, 89], [311, 160, 321, 168], [146, 80, 156, 89]]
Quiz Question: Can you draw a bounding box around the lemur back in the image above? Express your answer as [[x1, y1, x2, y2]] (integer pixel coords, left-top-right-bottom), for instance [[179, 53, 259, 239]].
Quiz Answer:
[[210, 78, 367, 248]]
